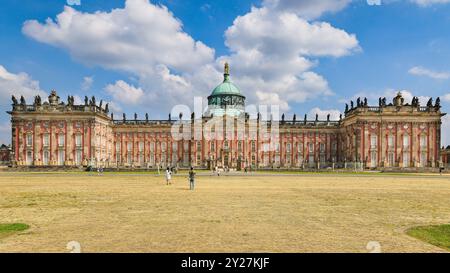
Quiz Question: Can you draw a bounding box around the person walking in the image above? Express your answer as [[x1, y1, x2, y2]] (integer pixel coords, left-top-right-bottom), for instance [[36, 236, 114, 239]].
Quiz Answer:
[[189, 167, 195, 190], [165, 167, 172, 185]]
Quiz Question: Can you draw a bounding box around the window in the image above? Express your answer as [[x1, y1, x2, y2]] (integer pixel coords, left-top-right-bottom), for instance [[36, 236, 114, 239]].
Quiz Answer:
[[420, 135, 427, 149], [237, 141, 242, 152], [58, 134, 65, 147], [388, 135, 394, 148], [75, 150, 82, 165], [286, 143, 291, 154], [371, 135, 377, 149], [403, 152, 410, 168], [172, 142, 178, 152], [26, 134, 33, 147], [139, 141, 144, 152], [420, 152, 427, 167], [58, 150, 65, 166], [43, 134, 49, 147], [388, 153, 394, 167], [184, 142, 189, 152], [162, 142, 167, 152], [26, 151, 33, 165], [127, 142, 132, 152], [371, 152, 377, 168], [75, 134, 82, 147], [320, 143, 325, 153], [197, 141, 202, 152], [211, 142, 215, 153], [251, 141, 256, 152], [150, 142, 155, 152], [309, 143, 314, 153], [43, 150, 49, 165], [403, 135, 409, 149]]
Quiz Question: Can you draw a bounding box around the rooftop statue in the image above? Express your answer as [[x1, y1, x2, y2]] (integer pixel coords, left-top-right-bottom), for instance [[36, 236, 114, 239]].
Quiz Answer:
[[11, 95, 18, 105]]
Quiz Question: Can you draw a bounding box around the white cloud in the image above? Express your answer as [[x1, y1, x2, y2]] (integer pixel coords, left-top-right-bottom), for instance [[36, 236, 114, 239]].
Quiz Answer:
[[410, 0, 450, 6], [105, 80, 146, 105], [263, 0, 352, 20], [349, 89, 430, 106], [443, 93, 450, 102], [0, 122, 10, 145], [22, 0, 359, 113], [22, 1, 214, 74], [220, 6, 358, 110], [308, 107, 341, 120], [409, 66, 450, 80], [0, 65, 47, 145], [0, 65, 47, 102], [22, 0, 219, 114], [81, 76, 93, 91]]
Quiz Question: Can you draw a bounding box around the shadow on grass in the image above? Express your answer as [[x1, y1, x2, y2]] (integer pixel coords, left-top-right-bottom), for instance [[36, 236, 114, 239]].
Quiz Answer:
[[407, 224, 450, 251]]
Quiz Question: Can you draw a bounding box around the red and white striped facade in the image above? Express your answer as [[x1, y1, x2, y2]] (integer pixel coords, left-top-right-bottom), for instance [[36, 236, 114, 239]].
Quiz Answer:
[[8, 91, 446, 170]]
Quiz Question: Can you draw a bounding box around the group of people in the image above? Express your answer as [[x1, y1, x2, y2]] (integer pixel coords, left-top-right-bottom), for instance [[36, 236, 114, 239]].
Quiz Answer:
[[165, 167, 196, 190]]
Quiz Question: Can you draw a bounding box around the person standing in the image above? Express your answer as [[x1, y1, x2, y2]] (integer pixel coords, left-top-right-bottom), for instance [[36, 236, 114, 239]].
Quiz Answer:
[[165, 167, 172, 185], [189, 167, 195, 190]]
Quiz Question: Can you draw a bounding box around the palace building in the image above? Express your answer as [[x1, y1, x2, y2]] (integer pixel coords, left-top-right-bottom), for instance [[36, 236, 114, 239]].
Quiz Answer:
[[7, 64, 447, 170]]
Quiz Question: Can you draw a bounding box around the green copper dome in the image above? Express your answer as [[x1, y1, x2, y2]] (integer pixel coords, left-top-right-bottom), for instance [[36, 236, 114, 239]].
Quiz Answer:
[[207, 63, 246, 117], [211, 74, 242, 96]]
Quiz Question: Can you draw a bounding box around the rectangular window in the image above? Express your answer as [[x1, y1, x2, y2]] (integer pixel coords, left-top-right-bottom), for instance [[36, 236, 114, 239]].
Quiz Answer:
[[26, 134, 33, 147], [403, 135, 409, 149], [139, 141, 144, 152], [371, 135, 377, 149], [420, 135, 427, 149], [320, 143, 325, 153], [420, 152, 427, 167], [286, 143, 291, 154], [58, 150, 65, 166], [43, 150, 49, 165], [388, 153, 394, 167], [75, 150, 82, 165], [26, 151, 33, 165], [251, 141, 256, 152], [58, 134, 65, 147], [388, 135, 394, 148], [309, 143, 314, 153], [75, 134, 82, 147], [172, 142, 178, 151], [43, 134, 49, 147], [127, 142, 132, 152], [403, 152, 409, 167], [237, 141, 242, 152], [211, 142, 215, 153]]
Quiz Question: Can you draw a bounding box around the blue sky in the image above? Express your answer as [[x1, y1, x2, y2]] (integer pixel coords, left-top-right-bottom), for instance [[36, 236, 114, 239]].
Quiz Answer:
[[0, 0, 449, 145]]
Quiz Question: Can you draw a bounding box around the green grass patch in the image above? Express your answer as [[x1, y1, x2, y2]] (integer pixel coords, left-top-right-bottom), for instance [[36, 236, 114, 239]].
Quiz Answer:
[[407, 224, 450, 251], [0, 223, 30, 239]]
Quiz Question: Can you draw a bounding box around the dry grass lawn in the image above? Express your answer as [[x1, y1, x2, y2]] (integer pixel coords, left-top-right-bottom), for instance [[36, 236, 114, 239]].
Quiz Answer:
[[0, 173, 449, 253]]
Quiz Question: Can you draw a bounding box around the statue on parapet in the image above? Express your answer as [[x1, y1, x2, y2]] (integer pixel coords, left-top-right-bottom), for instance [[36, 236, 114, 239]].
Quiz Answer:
[[435, 97, 441, 109], [11, 95, 18, 105]]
